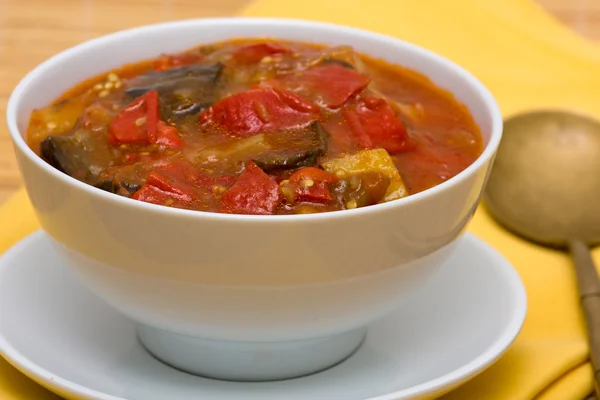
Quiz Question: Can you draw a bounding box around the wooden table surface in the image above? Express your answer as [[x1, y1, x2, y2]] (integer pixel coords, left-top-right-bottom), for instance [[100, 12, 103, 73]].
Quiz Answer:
[[0, 0, 597, 204]]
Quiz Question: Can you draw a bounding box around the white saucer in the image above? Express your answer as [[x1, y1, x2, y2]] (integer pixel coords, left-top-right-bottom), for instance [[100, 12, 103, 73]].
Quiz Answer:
[[0, 231, 526, 400]]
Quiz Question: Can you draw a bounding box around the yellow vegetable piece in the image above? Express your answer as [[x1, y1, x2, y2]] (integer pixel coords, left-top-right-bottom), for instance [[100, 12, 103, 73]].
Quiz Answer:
[[382, 180, 407, 202], [321, 148, 407, 202]]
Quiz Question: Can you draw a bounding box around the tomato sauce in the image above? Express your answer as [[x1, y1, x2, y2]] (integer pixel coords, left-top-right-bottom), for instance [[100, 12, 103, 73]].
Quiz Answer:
[[27, 39, 483, 215]]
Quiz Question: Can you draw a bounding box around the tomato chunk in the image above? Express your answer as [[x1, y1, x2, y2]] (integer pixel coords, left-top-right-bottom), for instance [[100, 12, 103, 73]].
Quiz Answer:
[[289, 167, 339, 184], [233, 43, 292, 64], [288, 167, 339, 203], [295, 181, 333, 203], [152, 121, 185, 149], [108, 90, 159, 145], [343, 96, 412, 153], [153, 52, 203, 71], [220, 161, 282, 215], [199, 88, 320, 137], [275, 64, 370, 108]]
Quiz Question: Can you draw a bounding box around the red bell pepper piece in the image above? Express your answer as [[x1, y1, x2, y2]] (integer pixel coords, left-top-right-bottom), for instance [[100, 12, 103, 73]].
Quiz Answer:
[[273, 64, 370, 108], [199, 88, 320, 137], [233, 43, 292, 64], [288, 167, 339, 203], [108, 91, 185, 149], [134, 163, 197, 207], [220, 161, 282, 215], [151, 121, 185, 149], [133, 165, 195, 208], [146, 171, 194, 201], [343, 96, 412, 153], [132, 184, 192, 208], [132, 162, 237, 208], [150, 162, 235, 192], [108, 90, 159, 145]]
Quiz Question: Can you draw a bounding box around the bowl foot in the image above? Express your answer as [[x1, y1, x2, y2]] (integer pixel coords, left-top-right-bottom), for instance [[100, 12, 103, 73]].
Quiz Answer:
[[136, 324, 366, 381]]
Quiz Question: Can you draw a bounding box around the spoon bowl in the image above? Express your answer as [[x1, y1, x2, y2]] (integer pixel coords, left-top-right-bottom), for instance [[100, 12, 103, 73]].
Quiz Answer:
[[483, 109, 600, 396], [484, 110, 600, 247]]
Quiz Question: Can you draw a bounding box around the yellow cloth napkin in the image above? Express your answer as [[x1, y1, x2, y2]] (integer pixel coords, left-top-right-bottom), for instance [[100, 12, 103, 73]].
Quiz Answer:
[[2, 0, 600, 398]]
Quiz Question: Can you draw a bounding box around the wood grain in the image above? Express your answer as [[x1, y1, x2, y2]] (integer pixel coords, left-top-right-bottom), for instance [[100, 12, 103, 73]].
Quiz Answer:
[[0, 0, 596, 204]]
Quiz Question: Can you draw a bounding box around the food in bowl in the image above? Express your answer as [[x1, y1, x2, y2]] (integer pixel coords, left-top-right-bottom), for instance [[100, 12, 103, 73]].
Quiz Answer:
[[27, 39, 483, 215]]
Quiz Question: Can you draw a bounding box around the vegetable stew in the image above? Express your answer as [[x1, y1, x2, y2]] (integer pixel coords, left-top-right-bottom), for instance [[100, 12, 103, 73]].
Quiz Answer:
[[27, 39, 483, 215]]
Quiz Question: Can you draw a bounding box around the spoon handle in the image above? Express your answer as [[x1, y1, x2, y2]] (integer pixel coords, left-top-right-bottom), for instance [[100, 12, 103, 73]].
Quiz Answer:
[[569, 239, 600, 395]]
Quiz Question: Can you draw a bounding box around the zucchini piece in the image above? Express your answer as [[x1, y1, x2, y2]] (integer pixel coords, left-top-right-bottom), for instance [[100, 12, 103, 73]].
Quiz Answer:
[[321, 148, 407, 202]]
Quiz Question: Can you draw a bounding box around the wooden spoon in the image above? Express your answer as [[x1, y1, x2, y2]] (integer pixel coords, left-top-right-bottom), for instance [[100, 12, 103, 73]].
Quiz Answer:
[[483, 110, 600, 397]]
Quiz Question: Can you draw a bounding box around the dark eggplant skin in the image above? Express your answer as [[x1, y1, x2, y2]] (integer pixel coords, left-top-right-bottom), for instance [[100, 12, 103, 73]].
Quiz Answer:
[[94, 179, 116, 193], [40, 130, 113, 183], [125, 63, 223, 97], [252, 122, 328, 171], [120, 181, 142, 194], [94, 179, 141, 195], [40, 135, 71, 174], [125, 63, 224, 120], [321, 58, 355, 70], [252, 149, 318, 171]]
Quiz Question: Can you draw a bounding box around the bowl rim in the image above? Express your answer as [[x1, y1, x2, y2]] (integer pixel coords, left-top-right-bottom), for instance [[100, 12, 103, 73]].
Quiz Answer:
[[6, 17, 503, 222]]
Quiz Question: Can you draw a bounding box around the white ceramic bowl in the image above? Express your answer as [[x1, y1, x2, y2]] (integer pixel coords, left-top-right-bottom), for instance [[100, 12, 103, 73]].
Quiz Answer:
[[6, 18, 502, 381]]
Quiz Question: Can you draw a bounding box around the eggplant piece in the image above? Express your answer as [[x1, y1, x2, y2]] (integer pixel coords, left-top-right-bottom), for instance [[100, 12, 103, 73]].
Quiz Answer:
[[305, 45, 365, 72], [321, 58, 355, 70], [94, 179, 116, 193], [40, 129, 113, 185], [252, 122, 328, 171], [125, 63, 223, 97], [193, 122, 329, 172], [125, 63, 223, 119], [120, 181, 142, 194], [94, 164, 147, 196], [94, 179, 141, 195], [252, 149, 318, 170]]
